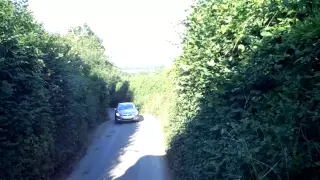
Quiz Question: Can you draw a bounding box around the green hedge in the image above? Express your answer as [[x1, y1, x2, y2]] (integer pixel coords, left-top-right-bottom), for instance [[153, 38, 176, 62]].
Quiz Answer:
[[109, 80, 133, 107], [167, 0, 320, 179], [128, 68, 176, 138], [0, 1, 120, 179]]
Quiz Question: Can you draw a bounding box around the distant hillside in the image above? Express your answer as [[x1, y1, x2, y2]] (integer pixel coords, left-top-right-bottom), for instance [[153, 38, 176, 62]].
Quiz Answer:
[[120, 66, 163, 73]]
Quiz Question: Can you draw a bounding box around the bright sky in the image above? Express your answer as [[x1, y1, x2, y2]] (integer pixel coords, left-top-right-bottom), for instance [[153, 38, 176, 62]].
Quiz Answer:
[[28, 0, 192, 69]]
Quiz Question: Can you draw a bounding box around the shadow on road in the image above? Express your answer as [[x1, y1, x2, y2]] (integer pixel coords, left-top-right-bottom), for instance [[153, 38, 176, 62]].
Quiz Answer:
[[99, 113, 170, 180], [67, 110, 141, 180], [115, 155, 171, 180], [68, 109, 170, 180]]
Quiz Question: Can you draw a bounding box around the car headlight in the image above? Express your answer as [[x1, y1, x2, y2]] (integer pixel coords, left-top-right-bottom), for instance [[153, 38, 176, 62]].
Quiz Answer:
[[134, 112, 139, 115], [116, 112, 120, 116]]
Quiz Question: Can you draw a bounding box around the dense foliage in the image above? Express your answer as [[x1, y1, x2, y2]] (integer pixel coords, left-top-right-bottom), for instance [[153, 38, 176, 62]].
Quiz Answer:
[[128, 68, 176, 137], [0, 1, 121, 179], [2, 0, 320, 179], [166, 0, 320, 179], [109, 80, 133, 107]]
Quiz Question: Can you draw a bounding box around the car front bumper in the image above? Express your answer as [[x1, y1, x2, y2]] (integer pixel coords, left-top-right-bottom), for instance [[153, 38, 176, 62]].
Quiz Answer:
[[116, 115, 139, 121]]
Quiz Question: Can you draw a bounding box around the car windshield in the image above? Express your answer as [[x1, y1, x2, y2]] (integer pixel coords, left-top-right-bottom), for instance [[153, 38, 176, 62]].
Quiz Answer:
[[118, 103, 134, 110]]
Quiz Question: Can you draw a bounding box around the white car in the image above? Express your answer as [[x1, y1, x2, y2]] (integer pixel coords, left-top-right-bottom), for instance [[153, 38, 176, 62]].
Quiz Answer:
[[114, 102, 141, 124]]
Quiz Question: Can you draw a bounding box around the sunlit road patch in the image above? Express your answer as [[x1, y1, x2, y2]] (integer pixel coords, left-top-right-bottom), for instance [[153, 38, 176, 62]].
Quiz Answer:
[[67, 110, 170, 180]]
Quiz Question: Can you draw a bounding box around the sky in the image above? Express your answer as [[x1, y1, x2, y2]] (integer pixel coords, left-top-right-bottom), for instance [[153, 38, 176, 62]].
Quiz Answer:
[[28, 0, 192, 69]]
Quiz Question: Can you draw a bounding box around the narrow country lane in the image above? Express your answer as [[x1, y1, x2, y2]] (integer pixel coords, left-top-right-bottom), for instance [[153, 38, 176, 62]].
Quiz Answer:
[[66, 109, 171, 180]]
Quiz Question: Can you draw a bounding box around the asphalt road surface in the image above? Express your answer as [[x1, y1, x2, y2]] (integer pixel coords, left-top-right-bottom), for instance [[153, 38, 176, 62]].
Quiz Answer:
[[67, 109, 171, 180]]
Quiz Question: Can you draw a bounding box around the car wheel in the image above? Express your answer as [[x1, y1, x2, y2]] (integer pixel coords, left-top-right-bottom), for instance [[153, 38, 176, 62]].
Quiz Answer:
[[115, 115, 120, 124], [138, 115, 144, 121]]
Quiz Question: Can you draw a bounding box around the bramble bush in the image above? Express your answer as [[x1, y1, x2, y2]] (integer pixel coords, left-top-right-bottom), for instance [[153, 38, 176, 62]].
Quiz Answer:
[[0, 1, 122, 179]]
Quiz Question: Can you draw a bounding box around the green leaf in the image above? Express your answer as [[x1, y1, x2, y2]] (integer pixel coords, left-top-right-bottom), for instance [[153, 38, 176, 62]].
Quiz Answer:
[[314, 72, 320, 77], [282, 0, 289, 6], [238, 44, 245, 52], [210, 125, 220, 131], [261, 31, 273, 37]]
